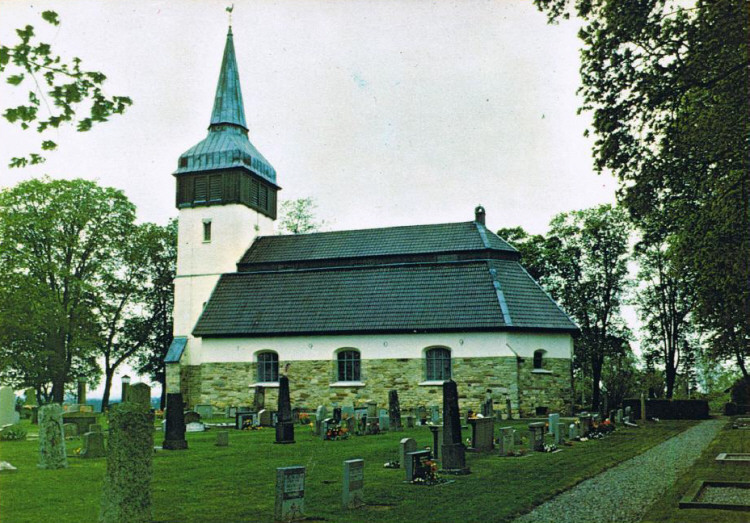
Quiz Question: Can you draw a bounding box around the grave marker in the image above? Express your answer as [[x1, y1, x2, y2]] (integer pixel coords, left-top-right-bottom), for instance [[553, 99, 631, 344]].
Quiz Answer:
[[498, 426, 514, 456], [0, 386, 19, 426], [80, 430, 106, 459], [253, 385, 266, 412], [275, 466, 305, 521], [405, 415, 416, 428], [163, 393, 187, 450], [555, 422, 565, 444], [528, 422, 545, 451], [379, 414, 390, 431], [616, 409, 623, 425], [548, 413, 560, 438], [258, 408, 271, 427], [77, 379, 87, 405], [63, 422, 78, 438], [468, 417, 494, 451], [195, 404, 213, 420], [38, 404, 67, 469], [343, 459, 365, 508], [216, 431, 229, 447], [406, 450, 433, 482], [440, 380, 470, 474], [428, 424, 443, 459], [99, 403, 153, 523], [569, 423, 577, 440], [128, 383, 151, 411], [275, 375, 295, 444], [400, 438, 417, 479], [388, 390, 402, 431], [429, 405, 440, 424]]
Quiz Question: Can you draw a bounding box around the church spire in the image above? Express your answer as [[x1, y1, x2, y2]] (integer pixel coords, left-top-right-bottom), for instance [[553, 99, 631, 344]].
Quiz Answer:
[[210, 27, 247, 131]]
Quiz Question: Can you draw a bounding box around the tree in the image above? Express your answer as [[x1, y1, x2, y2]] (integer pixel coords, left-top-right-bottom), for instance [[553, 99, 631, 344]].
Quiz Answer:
[[634, 234, 696, 398], [0, 178, 136, 402], [543, 204, 632, 410], [1, 11, 132, 167], [277, 198, 324, 234], [496, 227, 548, 281], [131, 220, 177, 410], [95, 222, 176, 411], [533, 0, 750, 375]]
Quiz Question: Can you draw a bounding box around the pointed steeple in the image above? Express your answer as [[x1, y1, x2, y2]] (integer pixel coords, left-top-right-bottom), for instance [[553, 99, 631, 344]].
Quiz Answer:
[[210, 27, 248, 130]]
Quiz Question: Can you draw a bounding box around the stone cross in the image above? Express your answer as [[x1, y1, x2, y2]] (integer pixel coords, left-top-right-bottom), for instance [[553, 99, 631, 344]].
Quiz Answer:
[[399, 437, 417, 479], [99, 403, 153, 523], [440, 380, 470, 474], [275, 466, 306, 521], [388, 390, 402, 431], [275, 376, 295, 444], [498, 426, 514, 456], [342, 459, 364, 509], [0, 386, 19, 426], [38, 404, 67, 469], [163, 393, 188, 450]]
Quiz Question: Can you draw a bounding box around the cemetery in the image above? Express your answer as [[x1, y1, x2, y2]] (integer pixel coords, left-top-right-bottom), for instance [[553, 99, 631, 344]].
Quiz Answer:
[[2, 386, 744, 522]]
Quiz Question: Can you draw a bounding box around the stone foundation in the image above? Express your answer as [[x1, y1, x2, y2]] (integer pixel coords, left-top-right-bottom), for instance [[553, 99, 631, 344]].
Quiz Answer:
[[179, 356, 571, 416]]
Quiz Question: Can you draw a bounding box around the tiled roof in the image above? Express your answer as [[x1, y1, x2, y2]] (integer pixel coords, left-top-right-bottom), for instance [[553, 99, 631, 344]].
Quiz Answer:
[[193, 260, 578, 337], [239, 221, 518, 267]]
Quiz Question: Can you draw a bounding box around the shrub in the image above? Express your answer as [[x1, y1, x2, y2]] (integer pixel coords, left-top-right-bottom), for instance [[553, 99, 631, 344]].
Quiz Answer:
[[0, 424, 27, 441]]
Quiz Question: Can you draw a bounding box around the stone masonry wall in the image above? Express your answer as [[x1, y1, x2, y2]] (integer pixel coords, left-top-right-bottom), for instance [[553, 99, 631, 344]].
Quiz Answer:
[[179, 356, 572, 417]]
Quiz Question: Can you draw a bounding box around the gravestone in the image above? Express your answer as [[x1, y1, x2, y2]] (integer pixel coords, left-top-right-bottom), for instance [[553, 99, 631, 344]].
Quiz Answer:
[[625, 406, 632, 423], [333, 407, 342, 423], [555, 422, 565, 444], [62, 412, 97, 436], [0, 386, 20, 426], [569, 423, 577, 440], [506, 398, 513, 420], [253, 385, 266, 412], [468, 417, 494, 451], [227, 406, 238, 418], [315, 405, 328, 436], [440, 380, 470, 474], [366, 402, 377, 419], [388, 390, 402, 431], [616, 409, 624, 425], [80, 430, 106, 459], [406, 450, 433, 482], [528, 422, 545, 451], [184, 411, 201, 424], [640, 392, 646, 421], [481, 397, 494, 418], [429, 405, 440, 424], [99, 402, 153, 523], [63, 422, 78, 438], [195, 404, 213, 420], [38, 404, 67, 469], [128, 383, 152, 411], [258, 409, 271, 427], [342, 459, 364, 509], [77, 379, 87, 405], [216, 431, 229, 447], [579, 413, 592, 436], [275, 376, 295, 444], [428, 424, 443, 459], [379, 414, 390, 431], [405, 415, 415, 428], [275, 466, 305, 521], [342, 406, 355, 419], [400, 438, 417, 479], [89, 423, 102, 433], [548, 413, 560, 438], [416, 406, 427, 424], [498, 426, 514, 456], [163, 393, 187, 450]]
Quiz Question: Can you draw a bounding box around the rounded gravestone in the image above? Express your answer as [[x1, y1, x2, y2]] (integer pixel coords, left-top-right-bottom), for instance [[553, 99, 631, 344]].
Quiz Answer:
[[38, 404, 67, 469]]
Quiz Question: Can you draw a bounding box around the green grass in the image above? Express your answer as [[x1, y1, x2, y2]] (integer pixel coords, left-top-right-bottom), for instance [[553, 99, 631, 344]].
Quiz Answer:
[[0, 418, 698, 522], [641, 418, 750, 523]]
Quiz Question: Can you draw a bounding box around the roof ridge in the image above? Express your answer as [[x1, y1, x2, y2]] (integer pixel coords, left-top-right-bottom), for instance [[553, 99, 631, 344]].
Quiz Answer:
[[231, 258, 493, 276], [269, 220, 478, 239], [488, 266, 513, 326], [475, 222, 491, 249]]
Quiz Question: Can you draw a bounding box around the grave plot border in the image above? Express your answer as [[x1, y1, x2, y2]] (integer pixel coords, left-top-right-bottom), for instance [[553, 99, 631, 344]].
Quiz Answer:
[[679, 480, 750, 511], [715, 453, 750, 464]]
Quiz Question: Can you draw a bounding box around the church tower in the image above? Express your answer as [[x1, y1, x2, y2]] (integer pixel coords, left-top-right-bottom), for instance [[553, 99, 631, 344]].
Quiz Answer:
[[172, 27, 279, 357]]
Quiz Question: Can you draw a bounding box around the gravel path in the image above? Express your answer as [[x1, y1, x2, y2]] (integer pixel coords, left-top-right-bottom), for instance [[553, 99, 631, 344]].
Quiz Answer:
[[514, 419, 724, 523]]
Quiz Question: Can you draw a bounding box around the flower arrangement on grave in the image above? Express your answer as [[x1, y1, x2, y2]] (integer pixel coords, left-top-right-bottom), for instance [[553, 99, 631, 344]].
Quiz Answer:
[[325, 423, 351, 440], [411, 459, 445, 486], [542, 443, 557, 453], [383, 458, 400, 469]]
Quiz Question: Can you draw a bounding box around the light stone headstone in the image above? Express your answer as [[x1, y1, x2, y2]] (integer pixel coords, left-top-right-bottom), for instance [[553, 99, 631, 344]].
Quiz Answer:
[[342, 459, 364, 509], [275, 466, 305, 521], [548, 413, 560, 438], [38, 404, 67, 469], [216, 430, 229, 447], [258, 408, 271, 427], [569, 423, 577, 440], [625, 406, 632, 423], [195, 404, 213, 420], [400, 437, 417, 479], [99, 403, 153, 523], [80, 430, 106, 459], [616, 409, 624, 425], [498, 426, 514, 456], [378, 414, 390, 431], [555, 422, 565, 444], [0, 386, 19, 426], [127, 383, 152, 411], [429, 405, 440, 424]]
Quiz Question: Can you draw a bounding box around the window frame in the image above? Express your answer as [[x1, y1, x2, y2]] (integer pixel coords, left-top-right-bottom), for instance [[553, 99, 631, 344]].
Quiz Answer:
[[256, 351, 279, 383], [425, 347, 451, 381], [336, 349, 361, 382]]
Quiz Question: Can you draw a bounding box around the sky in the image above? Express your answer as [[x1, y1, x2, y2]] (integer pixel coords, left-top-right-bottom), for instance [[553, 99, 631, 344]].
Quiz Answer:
[[1, 0, 622, 397]]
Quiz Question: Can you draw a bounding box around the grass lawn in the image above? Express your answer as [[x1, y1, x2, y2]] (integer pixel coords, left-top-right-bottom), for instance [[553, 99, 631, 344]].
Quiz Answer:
[[641, 417, 750, 523], [0, 417, 697, 522]]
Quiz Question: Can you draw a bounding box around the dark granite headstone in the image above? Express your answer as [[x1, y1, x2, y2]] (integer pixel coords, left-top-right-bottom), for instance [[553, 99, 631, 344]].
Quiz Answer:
[[406, 450, 432, 482], [440, 380, 470, 474], [275, 376, 295, 444], [163, 393, 187, 450], [333, 407, 342, 423], [388, 390, 402, 431]]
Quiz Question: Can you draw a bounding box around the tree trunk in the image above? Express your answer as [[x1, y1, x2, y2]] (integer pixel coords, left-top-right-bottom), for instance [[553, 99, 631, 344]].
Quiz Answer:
[[48, 330, 67, 403], [665, 356, 677, 399], [101, 368, 115, 412]]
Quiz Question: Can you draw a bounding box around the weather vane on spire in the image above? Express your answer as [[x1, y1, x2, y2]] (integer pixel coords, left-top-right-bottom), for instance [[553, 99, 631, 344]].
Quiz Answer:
[[226, 4, 234, 27]]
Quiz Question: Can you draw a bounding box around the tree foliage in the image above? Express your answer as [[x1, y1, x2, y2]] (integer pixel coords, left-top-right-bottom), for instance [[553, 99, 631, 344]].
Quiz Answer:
[[533, 0, 750, 374], [1, 11, 132, 167], [277, 198, 324, 235], [496, 227, 548, 281]]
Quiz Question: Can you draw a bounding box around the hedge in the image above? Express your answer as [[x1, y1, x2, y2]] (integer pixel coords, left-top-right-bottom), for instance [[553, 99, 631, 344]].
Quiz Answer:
[[622, 398, 710, 420]]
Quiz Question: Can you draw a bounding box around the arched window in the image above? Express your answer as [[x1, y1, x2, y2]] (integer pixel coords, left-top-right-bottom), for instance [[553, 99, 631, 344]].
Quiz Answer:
[[533, 349, 546, 370], [337, 350, 361, 382], [257, 352, 279, 382], [425, 348, 451, 381]]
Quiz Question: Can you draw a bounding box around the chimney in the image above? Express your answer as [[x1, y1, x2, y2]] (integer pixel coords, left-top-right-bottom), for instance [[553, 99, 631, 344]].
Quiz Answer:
[[474, 205, 486, 225]]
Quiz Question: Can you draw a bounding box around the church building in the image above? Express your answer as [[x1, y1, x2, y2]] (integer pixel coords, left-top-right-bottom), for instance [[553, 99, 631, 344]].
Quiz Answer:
[[165, 28, 578, 417]]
